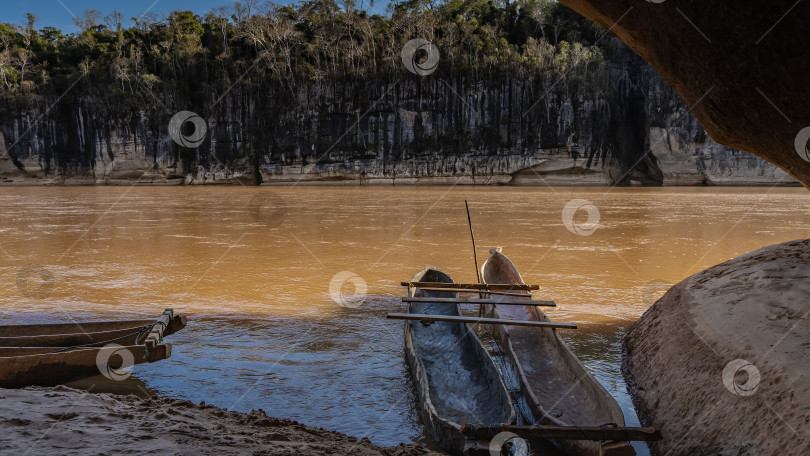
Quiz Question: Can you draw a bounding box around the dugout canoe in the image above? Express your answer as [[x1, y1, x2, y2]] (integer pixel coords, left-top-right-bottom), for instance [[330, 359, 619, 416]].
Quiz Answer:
[[403, 267, 515, 455], [481, 248, 634, 456], [0, 311, 186, 347], [0, 309, 185, 388]]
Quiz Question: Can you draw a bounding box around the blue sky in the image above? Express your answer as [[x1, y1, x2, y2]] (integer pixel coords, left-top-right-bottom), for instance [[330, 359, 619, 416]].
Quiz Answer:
[[3, 1, 389, 32]]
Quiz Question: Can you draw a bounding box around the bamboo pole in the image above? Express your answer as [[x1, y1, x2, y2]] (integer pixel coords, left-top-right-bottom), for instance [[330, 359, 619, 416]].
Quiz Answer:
[[387, 313, 576, 329], [465, 200, 481, 284], [414, 287, 532, 298], [460, 424, 662, 442], [401, 282, 539, 291], [402, 297, 555, 307]]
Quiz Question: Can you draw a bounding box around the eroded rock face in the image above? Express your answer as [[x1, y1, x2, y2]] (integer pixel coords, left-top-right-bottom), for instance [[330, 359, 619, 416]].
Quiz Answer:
[[560, 0, 810, 187], [623, 239, 810, 455], [0, 39, 792, 186]]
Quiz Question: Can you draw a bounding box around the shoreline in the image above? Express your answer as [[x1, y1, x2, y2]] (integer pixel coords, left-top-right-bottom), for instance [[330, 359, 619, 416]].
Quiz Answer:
[[0, 177, 802, 187], [0, 385, 431, 455]]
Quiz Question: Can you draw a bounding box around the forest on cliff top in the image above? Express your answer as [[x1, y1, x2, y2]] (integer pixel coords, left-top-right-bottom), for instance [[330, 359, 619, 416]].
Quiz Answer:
[[0, 0, 604, 104]]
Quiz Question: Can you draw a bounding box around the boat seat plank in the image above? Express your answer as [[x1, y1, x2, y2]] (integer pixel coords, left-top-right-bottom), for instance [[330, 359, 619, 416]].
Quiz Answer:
[[415, 287, 533, 297], [401, 281, 539, 291], [402, 297, 555, 306], [388, 313, 576, 329], [460, 424, 663, 442]]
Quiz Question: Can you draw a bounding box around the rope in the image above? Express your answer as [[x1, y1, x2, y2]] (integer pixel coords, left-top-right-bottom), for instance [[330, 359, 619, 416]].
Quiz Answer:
[[150, 321, 167, 332], [146, 321, 168, 343], [52, 326, 150, 353]]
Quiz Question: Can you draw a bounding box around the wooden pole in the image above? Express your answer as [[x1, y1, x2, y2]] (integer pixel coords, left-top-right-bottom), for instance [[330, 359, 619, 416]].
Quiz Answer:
[[413, 288, 532, 298], [387, 313, 577, 329], [465, 200, 481, 284], [401, 282, 539, 291], [402, 297, 555, 307], [460, 424, 662, 442], [464, 200, 486, 319]]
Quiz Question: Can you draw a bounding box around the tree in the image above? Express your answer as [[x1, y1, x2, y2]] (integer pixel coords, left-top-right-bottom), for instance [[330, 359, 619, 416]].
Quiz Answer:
[[74, 10, 101, 34], [0, 49, 14, 89], [168, 11, 204, 70], [206, 8, 233, 57], [0, 1, 607, 98]]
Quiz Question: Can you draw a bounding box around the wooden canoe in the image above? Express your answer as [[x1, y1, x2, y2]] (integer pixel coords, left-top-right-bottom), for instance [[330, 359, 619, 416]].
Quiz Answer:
[[0, 344, 171, 388], [403, 267, 515, 455], [0, 314, 187, 347], [480, 248, 634, 456], [0, 309, 185, 388]]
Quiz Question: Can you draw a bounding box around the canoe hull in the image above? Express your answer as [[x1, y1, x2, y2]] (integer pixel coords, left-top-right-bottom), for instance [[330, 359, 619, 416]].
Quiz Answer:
[[0, 309, 185, 388], [0, 315, 186, 345], [481, 249, 633, 456], [0, 344, 171, 389], [0, 326, 149, 347], [404, 267, 515, 455]]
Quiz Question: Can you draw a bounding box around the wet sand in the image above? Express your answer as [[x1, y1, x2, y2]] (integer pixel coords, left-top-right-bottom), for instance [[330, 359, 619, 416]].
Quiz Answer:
[[0, 386, 430, 456]]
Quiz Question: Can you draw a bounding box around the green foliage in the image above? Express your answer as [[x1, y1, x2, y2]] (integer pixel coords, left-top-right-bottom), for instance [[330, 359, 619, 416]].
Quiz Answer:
[[0, 0, 606, 99]]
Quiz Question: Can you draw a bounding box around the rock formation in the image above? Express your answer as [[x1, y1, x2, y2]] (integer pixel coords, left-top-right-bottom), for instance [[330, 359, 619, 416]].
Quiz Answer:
[[560, 0, 810, 188], [0, 39, 792, 186], [623, 239, 810, 455]]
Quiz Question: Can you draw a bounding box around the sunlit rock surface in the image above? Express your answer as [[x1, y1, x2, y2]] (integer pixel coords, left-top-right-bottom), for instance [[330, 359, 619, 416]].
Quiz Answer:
[[560, 0, 810, 188], [623, 239, 810, 455]]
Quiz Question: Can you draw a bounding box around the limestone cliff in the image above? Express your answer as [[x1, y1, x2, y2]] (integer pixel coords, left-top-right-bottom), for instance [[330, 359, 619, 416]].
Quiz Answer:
[[0, 39, 794, 186]]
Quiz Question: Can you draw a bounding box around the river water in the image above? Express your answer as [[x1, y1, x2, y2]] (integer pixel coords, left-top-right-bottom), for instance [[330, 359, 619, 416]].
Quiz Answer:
[[1, 186, 808, 453]]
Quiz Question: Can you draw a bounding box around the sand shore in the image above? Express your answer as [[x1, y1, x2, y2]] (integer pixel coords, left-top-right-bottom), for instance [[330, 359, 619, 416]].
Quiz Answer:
[[0, 386, 431, 455]]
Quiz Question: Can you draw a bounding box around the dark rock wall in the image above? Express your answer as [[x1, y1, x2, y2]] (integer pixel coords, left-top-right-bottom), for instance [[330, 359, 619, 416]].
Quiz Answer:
[[0, 40, 792, 185]]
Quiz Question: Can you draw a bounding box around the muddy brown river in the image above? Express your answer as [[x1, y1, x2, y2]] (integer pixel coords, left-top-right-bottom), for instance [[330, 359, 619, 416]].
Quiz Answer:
[[1, 186, 808, 453]]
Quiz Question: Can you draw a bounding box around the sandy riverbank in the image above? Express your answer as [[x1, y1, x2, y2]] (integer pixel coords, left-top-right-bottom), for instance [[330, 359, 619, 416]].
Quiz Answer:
[[0, 386, 431, 455]]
